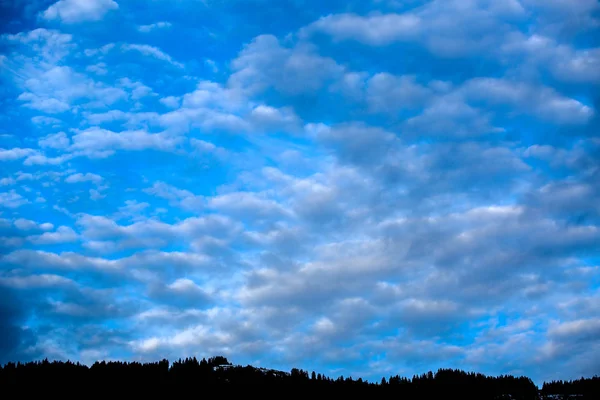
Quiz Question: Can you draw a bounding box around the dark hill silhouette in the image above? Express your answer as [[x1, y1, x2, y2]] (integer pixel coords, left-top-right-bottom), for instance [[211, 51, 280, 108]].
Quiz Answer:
[[0, 356, 598, 398]]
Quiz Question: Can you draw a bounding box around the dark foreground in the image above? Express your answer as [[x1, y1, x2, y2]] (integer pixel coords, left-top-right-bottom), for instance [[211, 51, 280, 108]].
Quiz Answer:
[[1, 356, 598, 398]]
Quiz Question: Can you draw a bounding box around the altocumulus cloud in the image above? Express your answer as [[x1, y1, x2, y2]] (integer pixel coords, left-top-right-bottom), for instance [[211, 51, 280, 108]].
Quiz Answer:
[[0, 0, 599, 385]]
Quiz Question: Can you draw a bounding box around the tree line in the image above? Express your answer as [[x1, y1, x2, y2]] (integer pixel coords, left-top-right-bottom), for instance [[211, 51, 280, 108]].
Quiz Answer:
[[0, 356, 597, 398]]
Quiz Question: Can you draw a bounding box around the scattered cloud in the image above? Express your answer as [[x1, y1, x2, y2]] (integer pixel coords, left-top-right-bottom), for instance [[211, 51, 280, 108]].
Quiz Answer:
[[121, 44, 184, 68], [138, 21, 172, 33], [65, 172, 103, 184], [42, 0, 119, 23], [0, 191, 29, 208]]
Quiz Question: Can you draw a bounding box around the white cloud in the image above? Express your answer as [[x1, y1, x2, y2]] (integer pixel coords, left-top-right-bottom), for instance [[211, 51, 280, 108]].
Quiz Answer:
[[155, 80, 304, 134], [143, 182, 205, 211], [0, 148, 37, 161], [121, 44, 184, 68], [501, 34, 600, 83], [17, 95, 70, 113], [28, 226, 79, 245], [304, 13, 421, 46], [86, 62, 108, 75], [39, 132, 70, 149], [14, 218, 37, 230], [114, 200, 149, 220], [31, 116, 62, 126], [84, 43, 115, 57], [138, 21, 172, 33], [90, 189, 106, 200], [0, 177, 16, 186], [23, 153, 72, 166], [229, 34, 344, 95], [147, 278, 214, 307], [189, 139, 229, 161], [16, 172, 34, 181], [0, 190, 29, 208], [366, 73, 432, 113], [190, 139, 217, 153], [460, 78, 594, 124], [118, 78, 155, 100], [17, 66, 126, 113], [84, 110, 161, 129], [69, 127, 182, 157], [204, 58, 218, 73], [42, 0, 119, 23], [208, 192, 292, 221], [155, 81, 252, 132], [4, 28, 74, 63], [549, 318, 600, 339], [303, 1, 527, 57], [181, 81, 244, 111], [167, 278, 201, 293], [65, 172, 104, 184], [404, 96, 502, 137], [159, 107, 249, 134], [249, 105, 301, 131], [40, 223, 55, 231], [74, 212, 242, 256], [0, 274, 76, 289], [159, 96, 181, 109], [14, 219, 55, 231], [2, 249, 213, 276], [550, 47, 600, 84], [84, 110, 128, 125]]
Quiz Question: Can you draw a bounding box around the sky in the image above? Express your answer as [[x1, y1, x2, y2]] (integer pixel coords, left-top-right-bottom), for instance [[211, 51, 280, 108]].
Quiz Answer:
[[0, 0, 599, 385]]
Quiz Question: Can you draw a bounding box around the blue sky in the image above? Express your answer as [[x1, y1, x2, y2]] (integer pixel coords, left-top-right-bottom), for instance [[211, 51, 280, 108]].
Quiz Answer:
[[1, 0, 599, 385]]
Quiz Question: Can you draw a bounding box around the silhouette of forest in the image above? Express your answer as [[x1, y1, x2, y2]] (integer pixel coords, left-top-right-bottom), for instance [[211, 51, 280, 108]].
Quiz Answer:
[[0, 356, 598, 398]]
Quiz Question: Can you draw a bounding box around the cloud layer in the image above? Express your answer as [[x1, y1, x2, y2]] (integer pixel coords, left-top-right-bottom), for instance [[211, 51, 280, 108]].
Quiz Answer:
[[0, 0, 599, 385]]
